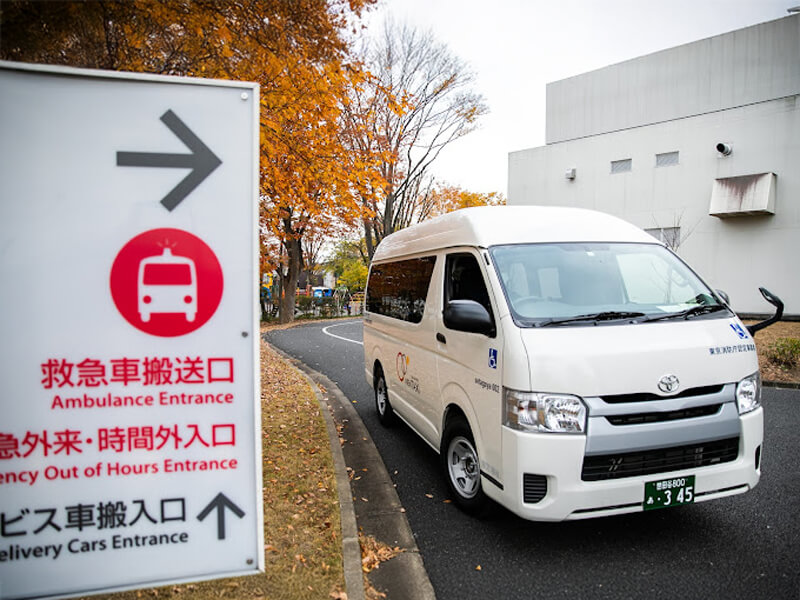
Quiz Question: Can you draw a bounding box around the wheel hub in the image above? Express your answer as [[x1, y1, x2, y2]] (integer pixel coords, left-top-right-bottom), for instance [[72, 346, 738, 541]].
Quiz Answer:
[[448, 436, 479, 498]]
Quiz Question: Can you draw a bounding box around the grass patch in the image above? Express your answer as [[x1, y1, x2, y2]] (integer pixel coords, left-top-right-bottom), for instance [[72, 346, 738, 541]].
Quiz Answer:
[[80, 341, 345, 600], [765, 337, 800, 367], [747, 320, 800, 384]]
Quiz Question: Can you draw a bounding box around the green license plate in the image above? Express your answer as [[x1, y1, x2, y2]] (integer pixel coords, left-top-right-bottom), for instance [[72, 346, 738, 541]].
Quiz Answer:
[[643, 475, 695, 511]]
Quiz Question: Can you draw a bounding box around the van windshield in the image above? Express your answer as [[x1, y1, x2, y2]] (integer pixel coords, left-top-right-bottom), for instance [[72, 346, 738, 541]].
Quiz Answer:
[[489, 243, 730, 327]]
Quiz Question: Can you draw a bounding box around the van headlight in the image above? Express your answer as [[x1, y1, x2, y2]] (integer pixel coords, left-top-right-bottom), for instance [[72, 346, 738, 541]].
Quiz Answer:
[[736, 372, 761, 415], [504, 389, 587, 433]]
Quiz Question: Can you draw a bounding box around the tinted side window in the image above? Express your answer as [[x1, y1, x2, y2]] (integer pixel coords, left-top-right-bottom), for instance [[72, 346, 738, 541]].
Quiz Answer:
[[366, 257, 436, 323]]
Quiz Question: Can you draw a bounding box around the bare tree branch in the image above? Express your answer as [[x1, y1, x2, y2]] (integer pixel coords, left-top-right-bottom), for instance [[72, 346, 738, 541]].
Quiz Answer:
[[342, 18, 487, 257]]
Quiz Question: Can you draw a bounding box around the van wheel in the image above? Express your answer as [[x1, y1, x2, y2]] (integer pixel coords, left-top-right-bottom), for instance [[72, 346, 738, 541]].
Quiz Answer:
[[441, 416, 488, 515], [374, 367, 396, 426]]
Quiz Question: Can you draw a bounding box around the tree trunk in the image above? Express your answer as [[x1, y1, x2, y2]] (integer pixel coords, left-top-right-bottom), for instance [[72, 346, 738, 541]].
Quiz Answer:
[[383, 190, 395, 238], [364, 219, 375, 261], [278, 237, 303, 324]]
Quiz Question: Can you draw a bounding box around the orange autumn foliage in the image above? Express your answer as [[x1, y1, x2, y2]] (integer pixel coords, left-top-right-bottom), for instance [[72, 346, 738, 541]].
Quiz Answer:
[[1, 0, 387, 322], [425, 185, 506, 219]]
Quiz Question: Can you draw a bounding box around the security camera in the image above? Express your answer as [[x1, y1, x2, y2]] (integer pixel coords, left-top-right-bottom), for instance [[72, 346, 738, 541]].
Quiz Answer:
[[716, 142, 733, 156]]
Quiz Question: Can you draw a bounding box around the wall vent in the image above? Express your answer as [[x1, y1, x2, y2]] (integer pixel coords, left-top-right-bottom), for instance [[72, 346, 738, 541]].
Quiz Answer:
[[656, 151, 679, 167], [611, 158, 632, 174]]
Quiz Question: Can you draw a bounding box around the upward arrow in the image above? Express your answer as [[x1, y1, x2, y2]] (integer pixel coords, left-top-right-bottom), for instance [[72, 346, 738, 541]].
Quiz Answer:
[[197, 492, 245, 540], [117, 109, 222, 211]]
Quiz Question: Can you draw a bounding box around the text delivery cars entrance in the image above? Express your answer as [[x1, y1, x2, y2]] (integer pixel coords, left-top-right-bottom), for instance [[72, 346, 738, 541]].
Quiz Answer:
[[362, 206, 783, 521]]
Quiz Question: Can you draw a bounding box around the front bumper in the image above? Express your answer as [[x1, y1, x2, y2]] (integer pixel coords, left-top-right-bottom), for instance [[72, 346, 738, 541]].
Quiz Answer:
[[490, 407, 763, 521]]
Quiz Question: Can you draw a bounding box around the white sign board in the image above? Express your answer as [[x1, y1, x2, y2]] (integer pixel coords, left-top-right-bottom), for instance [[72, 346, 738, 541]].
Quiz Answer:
[[0, 62, 262, 599]]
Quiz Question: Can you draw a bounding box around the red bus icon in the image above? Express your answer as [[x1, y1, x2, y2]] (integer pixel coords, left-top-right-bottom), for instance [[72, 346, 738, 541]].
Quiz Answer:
[[138, 248, 198, 323]]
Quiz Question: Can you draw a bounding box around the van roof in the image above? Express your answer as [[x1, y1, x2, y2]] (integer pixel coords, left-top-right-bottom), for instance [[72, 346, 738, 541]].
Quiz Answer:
[[372, 206, 660, 262]]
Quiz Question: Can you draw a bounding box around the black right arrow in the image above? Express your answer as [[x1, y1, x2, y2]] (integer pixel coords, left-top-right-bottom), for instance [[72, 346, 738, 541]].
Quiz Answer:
[[117, 109, 222, 212], [197, 492, 245, 540]]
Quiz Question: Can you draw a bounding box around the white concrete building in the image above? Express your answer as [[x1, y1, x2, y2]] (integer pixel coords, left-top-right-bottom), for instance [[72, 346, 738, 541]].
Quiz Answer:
[[508, 13, 799, 317]]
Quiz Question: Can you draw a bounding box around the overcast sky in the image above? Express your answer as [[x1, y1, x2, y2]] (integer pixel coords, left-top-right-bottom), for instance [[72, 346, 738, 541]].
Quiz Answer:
[[363, 0, 797, 196]]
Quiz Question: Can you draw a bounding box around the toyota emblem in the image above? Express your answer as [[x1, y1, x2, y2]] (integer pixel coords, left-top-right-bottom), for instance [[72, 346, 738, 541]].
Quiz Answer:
[[658, 375, 680, 394]]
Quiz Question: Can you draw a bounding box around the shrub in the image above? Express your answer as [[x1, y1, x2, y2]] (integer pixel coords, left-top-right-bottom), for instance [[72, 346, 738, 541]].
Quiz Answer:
[[296, 295, 314, 315], [319, 298, 337, 317], [766, 337, 800, 367]]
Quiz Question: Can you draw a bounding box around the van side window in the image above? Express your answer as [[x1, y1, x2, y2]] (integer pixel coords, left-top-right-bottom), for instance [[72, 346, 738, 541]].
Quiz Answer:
[[445, 253, 493, 316], [366, 256, 436, 323]]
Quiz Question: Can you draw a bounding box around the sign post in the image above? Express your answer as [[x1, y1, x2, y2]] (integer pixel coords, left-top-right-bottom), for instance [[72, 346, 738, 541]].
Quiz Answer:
[[0, 62, 262, 599]]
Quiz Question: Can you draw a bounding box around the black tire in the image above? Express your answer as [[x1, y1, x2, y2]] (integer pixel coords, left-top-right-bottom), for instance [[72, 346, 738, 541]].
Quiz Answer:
[[441, 415, 489, 515], [374, 365, 396, 426]]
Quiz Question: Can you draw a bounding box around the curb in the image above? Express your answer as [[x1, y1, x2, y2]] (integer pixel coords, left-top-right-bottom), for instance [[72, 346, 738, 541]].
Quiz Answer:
[[266, 340, 436, 600], [764, 380, 800, 390]]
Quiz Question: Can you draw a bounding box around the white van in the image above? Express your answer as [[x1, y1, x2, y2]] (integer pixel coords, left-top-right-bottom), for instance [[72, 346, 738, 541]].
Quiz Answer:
[[362, 206, 782, 521]]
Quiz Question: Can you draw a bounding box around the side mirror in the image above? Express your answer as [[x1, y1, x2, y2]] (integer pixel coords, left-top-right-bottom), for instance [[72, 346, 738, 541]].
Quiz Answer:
[[443, 300, 495, 337], [746, 287, 784, 336], [715, 289, 731, 306]]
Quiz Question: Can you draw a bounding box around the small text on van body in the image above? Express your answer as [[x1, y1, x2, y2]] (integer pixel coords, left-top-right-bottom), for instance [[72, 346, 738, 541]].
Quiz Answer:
[[474, 378, 500, 393]]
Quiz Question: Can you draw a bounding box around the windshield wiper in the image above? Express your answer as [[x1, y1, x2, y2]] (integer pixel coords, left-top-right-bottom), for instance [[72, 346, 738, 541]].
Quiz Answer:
[[537, 311, 646, 327], [643, 304, 728, 323]]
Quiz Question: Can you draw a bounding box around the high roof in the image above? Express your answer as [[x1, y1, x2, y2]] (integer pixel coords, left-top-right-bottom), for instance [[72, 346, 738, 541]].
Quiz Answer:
[[372, 206, 659, 262]]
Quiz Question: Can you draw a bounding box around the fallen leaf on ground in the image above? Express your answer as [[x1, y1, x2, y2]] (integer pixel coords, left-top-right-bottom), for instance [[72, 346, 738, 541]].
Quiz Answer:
[[359, 534, 404, 574]]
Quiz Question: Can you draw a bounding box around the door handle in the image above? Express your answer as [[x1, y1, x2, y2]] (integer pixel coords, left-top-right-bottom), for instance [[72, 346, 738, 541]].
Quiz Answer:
[[436, 332, 446, 344]]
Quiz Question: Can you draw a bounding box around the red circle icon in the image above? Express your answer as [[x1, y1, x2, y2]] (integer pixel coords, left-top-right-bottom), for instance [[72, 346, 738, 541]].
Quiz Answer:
[[110, 228, 223, 337]]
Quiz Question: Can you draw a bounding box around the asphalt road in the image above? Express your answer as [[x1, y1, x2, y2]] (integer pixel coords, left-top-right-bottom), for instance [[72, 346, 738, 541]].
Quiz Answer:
[[265, 318, 800, 600]]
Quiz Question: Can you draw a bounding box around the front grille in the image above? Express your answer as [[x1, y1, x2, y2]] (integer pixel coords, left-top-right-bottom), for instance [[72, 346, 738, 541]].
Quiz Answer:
[[581, 437, 739, 481], [523, 474, 547, 503], [605, 404, 721, 426], [600, 385, 724, 404]]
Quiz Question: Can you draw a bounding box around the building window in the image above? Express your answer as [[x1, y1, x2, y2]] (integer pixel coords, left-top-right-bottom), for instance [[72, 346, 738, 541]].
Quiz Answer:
[[656, 151, 679, 167], [645, 227, 681, 250], [611, 158, 632, 174]]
